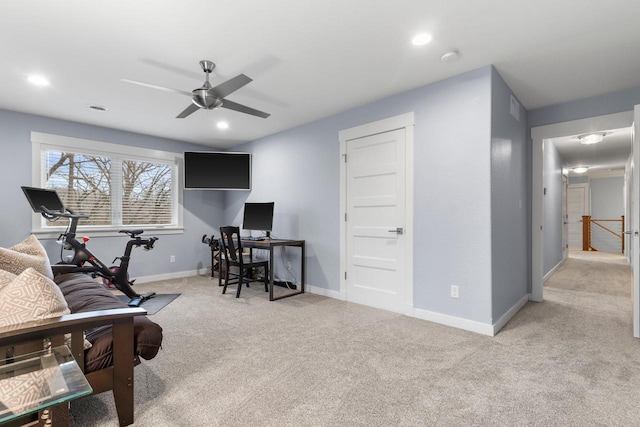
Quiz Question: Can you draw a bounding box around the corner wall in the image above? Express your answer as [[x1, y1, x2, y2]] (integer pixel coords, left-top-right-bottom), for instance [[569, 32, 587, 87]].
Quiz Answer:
[[490, 67, 529, 322], [543, 141, 566, 275]]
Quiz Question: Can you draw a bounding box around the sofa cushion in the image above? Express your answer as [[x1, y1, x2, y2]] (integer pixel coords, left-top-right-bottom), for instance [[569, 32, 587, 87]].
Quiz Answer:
[[0, 268, 69, 327], [54, 273, 163, 373], [0, 235, 53, 279]]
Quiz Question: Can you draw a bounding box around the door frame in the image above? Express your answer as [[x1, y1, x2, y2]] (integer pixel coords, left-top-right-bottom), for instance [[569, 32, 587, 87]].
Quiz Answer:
[[562, 173, 568, 260], [339, 112, 415, 315], [531, 110, 634, 302], [632, 105, 639, 337]]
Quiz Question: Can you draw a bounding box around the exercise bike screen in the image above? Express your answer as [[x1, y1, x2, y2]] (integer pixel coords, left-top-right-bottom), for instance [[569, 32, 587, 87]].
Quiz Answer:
[[21, 186, 65, 213]]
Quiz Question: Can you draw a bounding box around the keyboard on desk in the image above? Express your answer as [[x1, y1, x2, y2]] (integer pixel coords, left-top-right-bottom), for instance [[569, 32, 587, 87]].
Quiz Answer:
[[244, 236, 266, 241]]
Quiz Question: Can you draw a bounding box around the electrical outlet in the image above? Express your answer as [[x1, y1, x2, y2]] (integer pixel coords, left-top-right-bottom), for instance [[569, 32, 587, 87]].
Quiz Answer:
[[286, 261, 292, 270], [170, 255, 175, 263], [451, 285, 459, 299]]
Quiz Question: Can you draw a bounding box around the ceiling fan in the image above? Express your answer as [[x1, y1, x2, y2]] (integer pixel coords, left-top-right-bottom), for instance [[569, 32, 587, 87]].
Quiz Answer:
[[121, 60, 270, 119]]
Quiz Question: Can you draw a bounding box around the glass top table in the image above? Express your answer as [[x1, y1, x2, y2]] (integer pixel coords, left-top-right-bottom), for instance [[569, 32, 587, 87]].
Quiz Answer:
[[0, 345, 92, 423]]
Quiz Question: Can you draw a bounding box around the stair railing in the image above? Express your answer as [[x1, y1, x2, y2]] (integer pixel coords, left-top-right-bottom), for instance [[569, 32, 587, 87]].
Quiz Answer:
[[582, 215, 624, 253]]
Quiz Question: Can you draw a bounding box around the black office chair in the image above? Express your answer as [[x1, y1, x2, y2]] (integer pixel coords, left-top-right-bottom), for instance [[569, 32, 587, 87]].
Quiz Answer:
[[219, 226, 269, 298]]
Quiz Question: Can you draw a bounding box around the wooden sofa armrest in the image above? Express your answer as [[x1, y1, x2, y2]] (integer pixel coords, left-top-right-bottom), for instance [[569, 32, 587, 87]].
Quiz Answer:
[[0, 308, 146, 369]]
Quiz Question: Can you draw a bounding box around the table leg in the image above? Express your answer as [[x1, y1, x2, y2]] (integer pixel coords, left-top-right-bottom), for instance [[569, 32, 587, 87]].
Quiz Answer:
[[269, 247, 274, 301], [301, 242, 305, 294]]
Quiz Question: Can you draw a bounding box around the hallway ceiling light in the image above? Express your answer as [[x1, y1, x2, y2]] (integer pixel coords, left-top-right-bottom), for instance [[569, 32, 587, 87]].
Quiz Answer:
[[578, 132, 605, 145], [27, 75, 50, 86], [412, 33, 433, 46], [572, 166, 588, 173]]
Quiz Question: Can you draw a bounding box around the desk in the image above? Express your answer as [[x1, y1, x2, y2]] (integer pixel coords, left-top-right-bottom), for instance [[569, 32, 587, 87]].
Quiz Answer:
[[218, 238, 305, 301]]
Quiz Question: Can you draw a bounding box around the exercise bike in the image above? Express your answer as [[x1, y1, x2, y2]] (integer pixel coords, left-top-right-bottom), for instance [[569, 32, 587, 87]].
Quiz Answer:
[[201, 234, 220, 278], [22, 186, 157, 307]]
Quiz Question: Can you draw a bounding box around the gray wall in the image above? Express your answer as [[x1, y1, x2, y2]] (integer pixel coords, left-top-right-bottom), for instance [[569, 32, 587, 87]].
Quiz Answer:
[[490, 68, 528, 320], [591, 177, 624, 218], [590, 176, 624, 253], [568, 176, 589, 184], [227, 66, 506, 325], [543, 141, 566, 275], [0, 109, 224, 279], [529, 85, 640, 128]]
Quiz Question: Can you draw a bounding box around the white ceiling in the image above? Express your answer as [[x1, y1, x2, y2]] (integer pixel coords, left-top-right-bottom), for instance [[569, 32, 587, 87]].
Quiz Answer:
[[1, 0, 640, 149]]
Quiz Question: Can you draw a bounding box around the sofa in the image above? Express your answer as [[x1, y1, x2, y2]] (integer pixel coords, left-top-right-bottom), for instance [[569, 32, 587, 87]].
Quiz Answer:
[[54, 272, 163, 373], [0, 235, 163, 427]]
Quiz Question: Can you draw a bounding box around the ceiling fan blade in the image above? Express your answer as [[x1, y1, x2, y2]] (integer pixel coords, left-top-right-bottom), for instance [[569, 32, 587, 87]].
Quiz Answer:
[[210, 74, 252, 98], [121, 79, 192, 97], [221, 99, 270, 118], [176, 103, 201, 119]]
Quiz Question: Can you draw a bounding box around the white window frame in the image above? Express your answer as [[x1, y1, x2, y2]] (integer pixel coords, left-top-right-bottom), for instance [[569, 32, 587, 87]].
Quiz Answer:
[[31, 132, 184, 238]]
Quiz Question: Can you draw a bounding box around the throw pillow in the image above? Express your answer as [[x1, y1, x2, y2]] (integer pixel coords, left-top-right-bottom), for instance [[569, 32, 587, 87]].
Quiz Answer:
[[0, 269, 15, 291], [0, 235, 53, 279], [0, 268, 69, 327]]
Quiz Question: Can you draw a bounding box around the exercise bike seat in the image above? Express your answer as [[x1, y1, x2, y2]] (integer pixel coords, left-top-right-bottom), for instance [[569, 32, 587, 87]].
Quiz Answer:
[[120, 229, 144, 238]]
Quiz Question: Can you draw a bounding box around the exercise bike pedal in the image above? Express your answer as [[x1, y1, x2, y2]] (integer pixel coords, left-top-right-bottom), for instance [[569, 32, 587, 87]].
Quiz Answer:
[[127, 292, 156, 307]]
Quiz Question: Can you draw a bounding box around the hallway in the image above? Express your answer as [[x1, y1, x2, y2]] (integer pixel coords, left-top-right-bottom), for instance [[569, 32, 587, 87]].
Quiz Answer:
[[545, 250, 631, 299]]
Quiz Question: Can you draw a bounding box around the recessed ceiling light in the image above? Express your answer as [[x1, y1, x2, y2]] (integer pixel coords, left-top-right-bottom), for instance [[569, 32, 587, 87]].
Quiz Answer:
[[572, 166, 589, 174], [27, 75, 50, 86], [217, 121, 229, 130], [412, 33, 433, 46]]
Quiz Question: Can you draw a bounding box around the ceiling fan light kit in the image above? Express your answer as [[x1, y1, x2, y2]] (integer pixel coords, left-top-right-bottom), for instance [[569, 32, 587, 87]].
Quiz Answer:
[[123, 59, 270, 119]]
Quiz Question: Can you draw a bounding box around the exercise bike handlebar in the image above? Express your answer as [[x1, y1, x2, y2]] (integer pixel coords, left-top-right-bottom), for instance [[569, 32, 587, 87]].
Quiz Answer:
[[39, 205, 88, 236], [39, 205, 88, 219]]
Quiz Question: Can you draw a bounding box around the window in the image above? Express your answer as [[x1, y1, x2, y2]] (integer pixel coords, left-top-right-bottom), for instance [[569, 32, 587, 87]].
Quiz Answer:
[[31, 132, 183, 236]]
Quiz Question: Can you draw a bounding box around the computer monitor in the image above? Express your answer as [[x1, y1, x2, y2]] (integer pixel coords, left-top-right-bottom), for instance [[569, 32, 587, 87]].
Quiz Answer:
[[242, 202, 274, 238], [21, 186, 65, 213]]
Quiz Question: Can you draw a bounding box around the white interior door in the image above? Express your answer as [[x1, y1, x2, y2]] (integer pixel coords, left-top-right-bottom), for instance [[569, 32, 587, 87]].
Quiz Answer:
[[567, 183, 589, 249], [632, 105, 640, 338], [345, 129, 406, 313]]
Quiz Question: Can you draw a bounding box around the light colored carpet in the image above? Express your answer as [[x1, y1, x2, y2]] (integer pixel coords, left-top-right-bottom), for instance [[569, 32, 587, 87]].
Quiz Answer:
[[70, 253, 640, 426]]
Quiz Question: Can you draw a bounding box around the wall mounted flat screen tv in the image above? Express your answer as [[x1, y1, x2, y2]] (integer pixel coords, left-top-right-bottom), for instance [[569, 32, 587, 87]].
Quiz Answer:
[[184, 151, 251, 190]]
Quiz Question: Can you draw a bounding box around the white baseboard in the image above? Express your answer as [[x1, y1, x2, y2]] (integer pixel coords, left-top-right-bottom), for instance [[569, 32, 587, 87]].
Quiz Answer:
[[543, 258, 565, 282], [307, 285, 529, 337], [492, 294, 531, 335], [146, 274, 526, 337], [306, 284, 344, 300], [133, 269, 202, 284], [412, 308, 495, 336]]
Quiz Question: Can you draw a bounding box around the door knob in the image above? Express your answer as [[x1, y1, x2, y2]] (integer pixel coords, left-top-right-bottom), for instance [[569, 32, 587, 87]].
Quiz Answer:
[[388, 227, 404, 235]]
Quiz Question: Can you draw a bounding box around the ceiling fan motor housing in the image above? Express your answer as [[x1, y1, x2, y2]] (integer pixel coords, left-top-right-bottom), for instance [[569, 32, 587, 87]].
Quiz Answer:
[[192, 88, 223, 109]]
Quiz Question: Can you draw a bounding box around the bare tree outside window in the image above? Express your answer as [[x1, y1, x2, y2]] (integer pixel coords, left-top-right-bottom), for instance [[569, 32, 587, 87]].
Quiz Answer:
[[45, 150, 173, 227], [122, 160, 172, 225]]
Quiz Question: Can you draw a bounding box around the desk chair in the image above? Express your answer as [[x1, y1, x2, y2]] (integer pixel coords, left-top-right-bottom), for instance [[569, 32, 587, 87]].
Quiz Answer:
[[219, 226, 269, 298]]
